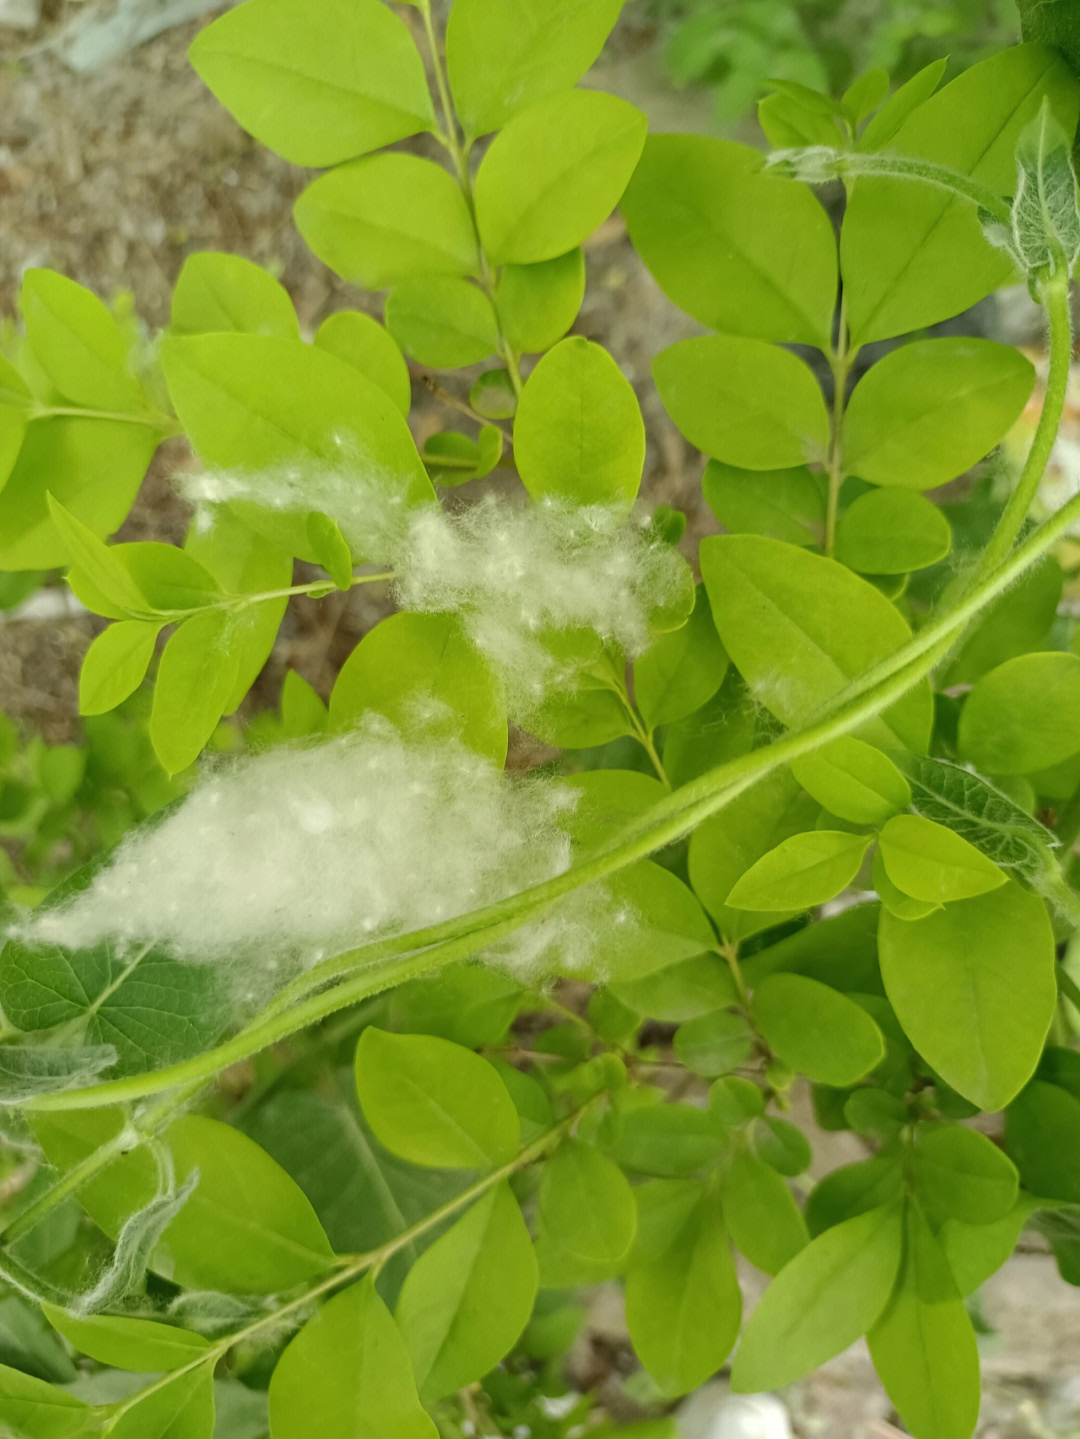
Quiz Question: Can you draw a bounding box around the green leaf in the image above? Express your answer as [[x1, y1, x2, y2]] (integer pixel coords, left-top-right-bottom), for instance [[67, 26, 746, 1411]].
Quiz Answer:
[[269, 1276, 437, 1439], [389, 964, 524, 1049], [873, 848, 941, 920], [42, 1307, 210, 1372], [0, 355, 32, 493], [473, 90, 647, 264], [721, 1149, 808, 1275], [592, 859, 719, 983], [538, 1139, 636, 1266], [0, 939, 227, 1077], [689, 767, 820, 941], [1017, 0, 1080, 73], [355, 1027, 519, 1169], [109, 544, 222, 614], [701, 460, 825, 548], [836, 487, 952, 573], [879, 881, 1057, 1111], [856, 58, 948, 152], [32, 1111, 336, 1293], [21, 269, 148, 412], [607, 1099, 723, 1178], [804, 1157, 906, 1237], [753, 973, 885, 1087], [46, 493, 150, 615], [609, 953, 738, 1023], [469, 369, 517, 421], [620, 134, 838, 346], [673, 1010, 755, 1077], [188, 0, 435, 166], [912, 1123, 1019, 1226], [938, 1194, 1039, 1298], [0, 417, 158, 571], [624, 1181, 741, 1396], [653, 336, 829, 470], [899, 752, 1057, 879], [385, 277, 499, 369], [841, 339, 1035, 490], [0, 1360, 94, 1438], [726, 830, 871, 913], [943, 553, 1062, 686], [159, 334, 434, 551], [633, 583, 728, 730], [315, 310, 411, 418], [445, 0, 625, 138], [494, 250, 586, 354], [878, 814, 1007, 903], [306, 511, 353, 591], [514, 336, 644, 505], [867, 1203, 980, 1439], [790, 737, 910, 826], [730, 1203, 903, 1392], [959, 651, 1080, 774], [1007, 97, 1080, 277], [108, 1365, 215, 1439], [294, 154, 479, 289], [149, 610, 241, 774], [170, 252, 299, 337], [841, 46, 1080, 345], [700, 534, 933, 752], [328, 611, 507, 767], [1006, 1079, 1080, 1203], [395, 1181, 538, 1400]]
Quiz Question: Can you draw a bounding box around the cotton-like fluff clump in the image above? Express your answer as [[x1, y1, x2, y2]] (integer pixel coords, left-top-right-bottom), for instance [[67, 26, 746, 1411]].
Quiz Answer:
[[6, 717, 621, 993], [392, 492, 688, 716], [176, 457, 688, 718]]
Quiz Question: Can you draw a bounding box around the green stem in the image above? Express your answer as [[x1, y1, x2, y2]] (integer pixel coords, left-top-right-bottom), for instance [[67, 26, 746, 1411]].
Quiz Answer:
[[31, 404, 182, 436], [824, 287, 854, 557], [768, 148, 1012, 224], [120, 572, 396, 625]]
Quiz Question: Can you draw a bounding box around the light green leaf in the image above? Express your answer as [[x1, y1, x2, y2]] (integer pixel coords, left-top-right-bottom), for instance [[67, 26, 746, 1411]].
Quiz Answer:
[[474, 90, 647, 264], [700, 534, 933, 752], [912, 1123, 1019, 1226], [109, 543, 222, 613], [170, 251, 299, 337], [355, 1027, 519, 1169], [315, 310, 412, 418], [673, 1010, 755, 1077], [514, 336, 644, 505], [32, 1110, 337, 1293], [0, 354, 32, 493], [856, 58, 948, 152], [753, 973, 885, 1087], [188, 0, 435, 166], [879, 881, 1057, 1110], [620, 134, 838, 346], [959, 651, 1080, 774], [160, 333, 433, 549], [591, 859, 719, 983], [634, 583, 728, 730], [867, 1203, 980, 1439], [726, 830, 871, 913], [539, 1139, 636, 1266], [730, 1203, 903, 1392], [1005, 1079, 1080, 1203], [446, 0, 625, 137], [42, 1307, 211, 1373], [721, 1149, 808, 1275], [841, 45, 1080, 344], [878, 814, 1007, 903], [269, 1276, 437, 1439], [791, 737, 910, 825], [701, 460, 825, 548], [46, 493, 150, 615], [494, 249, 586, 354], [0, 1360, 94, 1438], [328, 610, 507, 767], [609, 954, 737, 1023], [385, 276, 500, 370], [306, 511, 353, 591], [395, 1182, 538, 1400], [653, 336, 829, 470], [21, 269, 148, 412], [149, 610, 241, 774], [624, 1181, 741, 1396], [943, 553, 1062, 686], [108, 1364, 215, 1439], [294, 154, 479, 289], [841, 339, 1034, 489], [79, 620, 162, 715], [873, 848, 941, 920], [836, 487, 952, 573], [938, 1195, 1039, 1298]]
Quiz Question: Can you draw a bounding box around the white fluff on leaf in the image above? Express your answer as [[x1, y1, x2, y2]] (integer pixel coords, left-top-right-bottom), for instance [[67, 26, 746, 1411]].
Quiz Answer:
[[178, 461, 688, 716], [8, 718, 621, 986]]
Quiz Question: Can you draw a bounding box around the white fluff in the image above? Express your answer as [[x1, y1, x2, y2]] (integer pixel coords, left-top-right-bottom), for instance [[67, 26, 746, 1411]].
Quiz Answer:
[[6, 719, 618, 984], [177, 461, 688, 718]]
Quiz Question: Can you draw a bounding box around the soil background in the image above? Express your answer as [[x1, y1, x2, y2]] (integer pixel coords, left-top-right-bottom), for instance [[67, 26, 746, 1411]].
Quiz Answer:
[[2, 4, 1080, 1435]]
